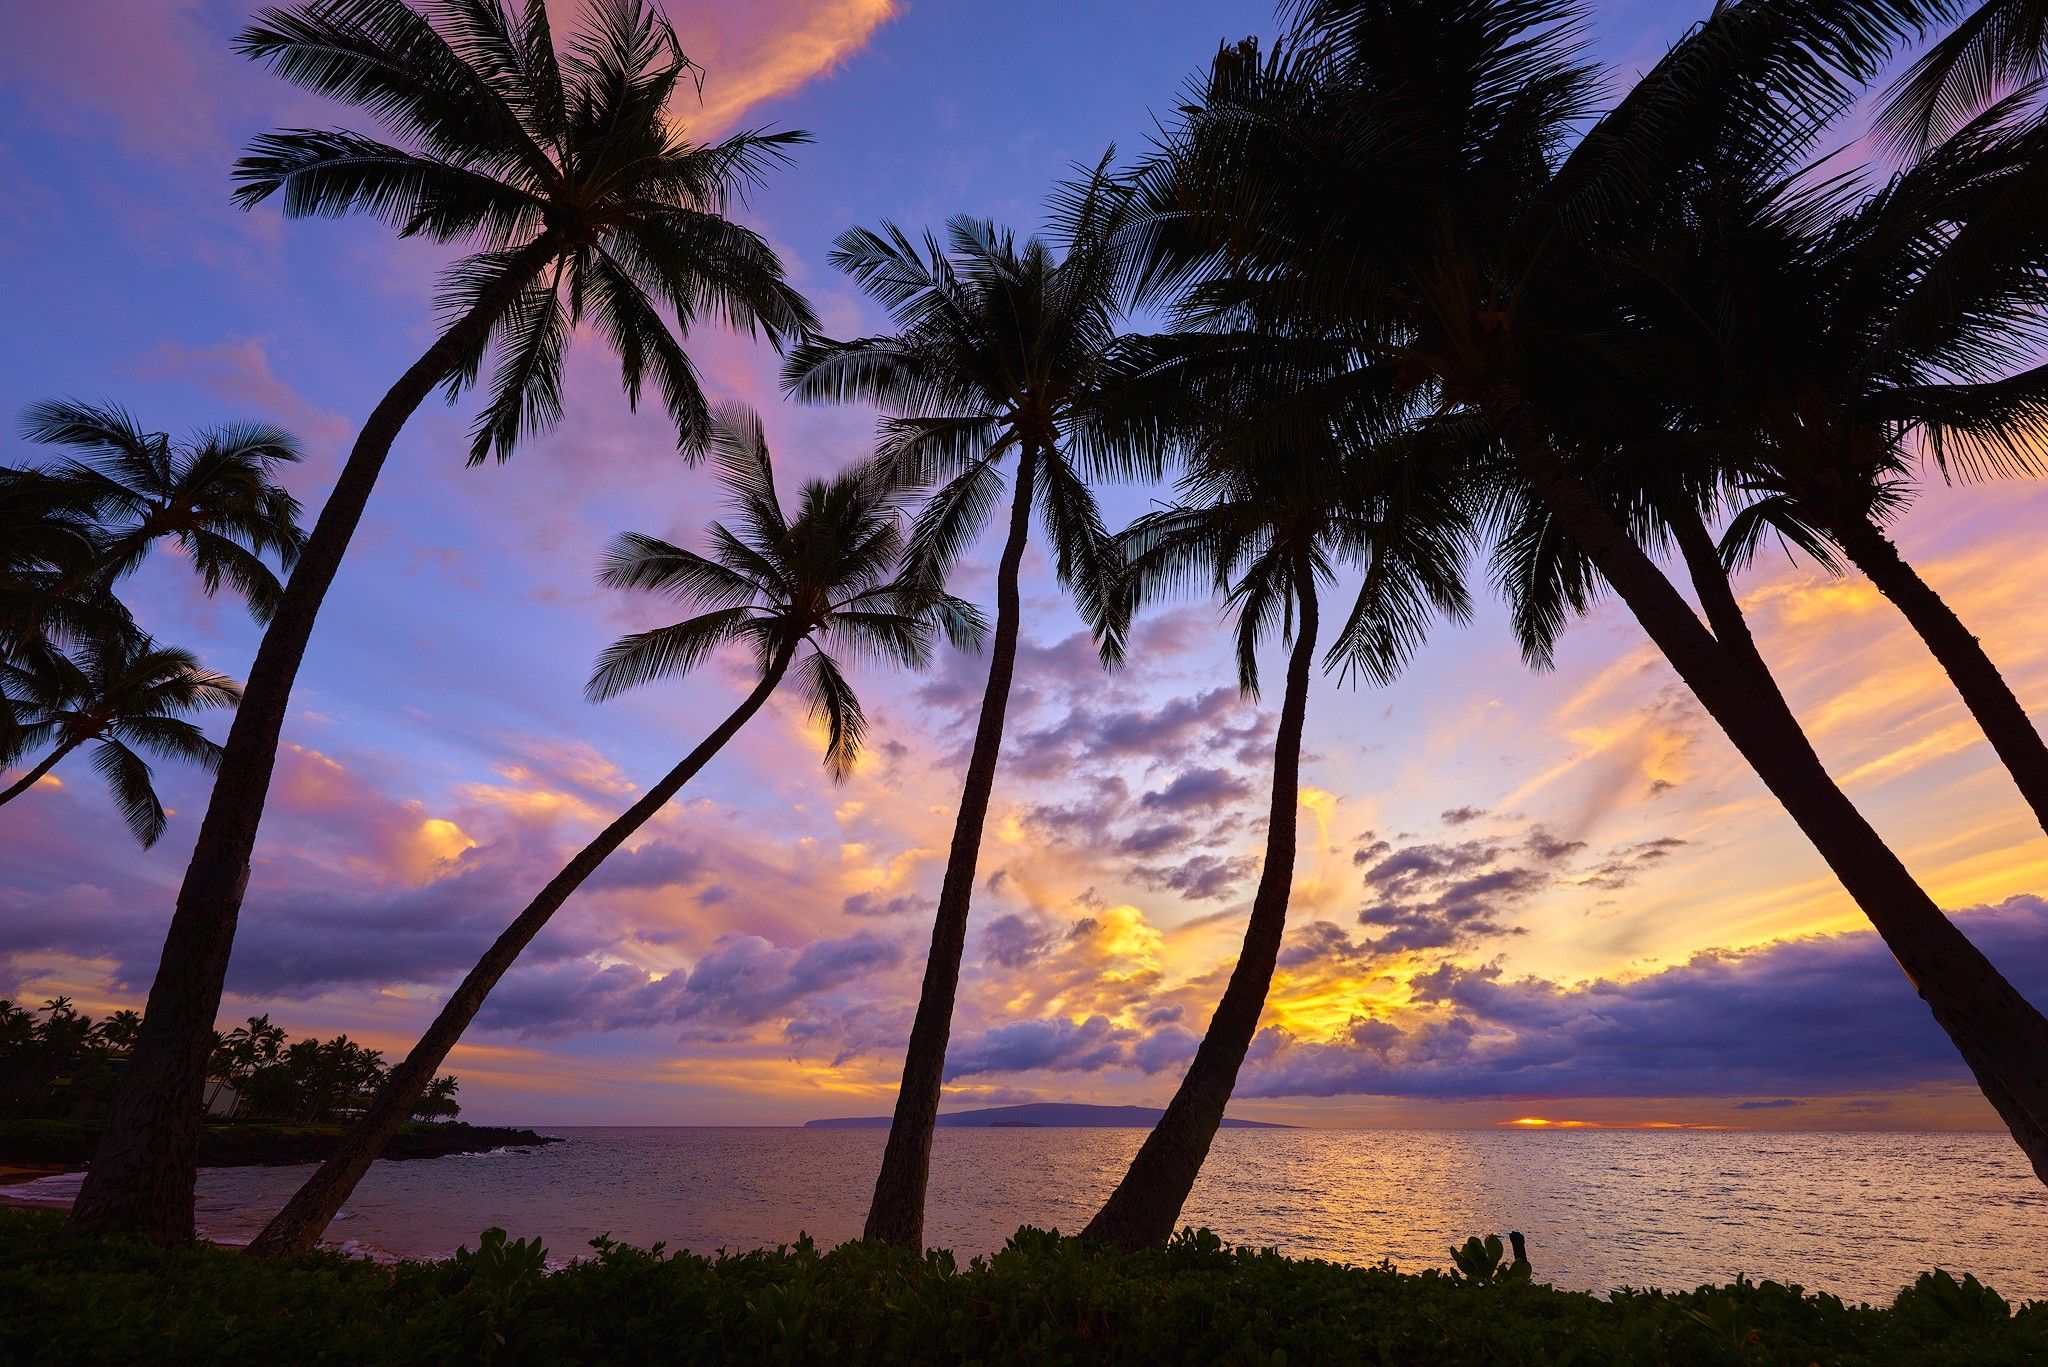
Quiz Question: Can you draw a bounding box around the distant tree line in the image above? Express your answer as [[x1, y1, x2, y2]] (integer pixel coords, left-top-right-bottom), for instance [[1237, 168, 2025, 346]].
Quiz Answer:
[[0, 1000, 458, 1125]]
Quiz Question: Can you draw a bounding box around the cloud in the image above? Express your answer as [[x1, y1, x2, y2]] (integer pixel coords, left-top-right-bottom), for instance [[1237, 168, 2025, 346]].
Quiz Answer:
[[1129, 852, 1261, 902], [1353, 828, 1591, 954], [478, 928, 902, 1042], [0, 1, 229, 164], [671, 1, 900, 134], [943, 1013, 1134, 1079], [1240, 896, 2048, 1102], [1140, 767, 1255, 813]]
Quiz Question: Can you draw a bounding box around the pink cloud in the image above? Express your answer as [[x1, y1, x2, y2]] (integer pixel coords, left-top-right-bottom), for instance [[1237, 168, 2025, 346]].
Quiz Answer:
[[0, 1, 228, 165]]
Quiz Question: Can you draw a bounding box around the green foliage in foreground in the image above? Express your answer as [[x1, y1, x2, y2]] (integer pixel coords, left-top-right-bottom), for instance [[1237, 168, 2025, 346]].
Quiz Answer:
[[3, 1211, 2043, 1365]]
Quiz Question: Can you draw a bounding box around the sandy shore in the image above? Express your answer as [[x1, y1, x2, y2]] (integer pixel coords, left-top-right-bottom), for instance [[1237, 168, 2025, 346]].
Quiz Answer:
[[0, 1164, 75, 1210]]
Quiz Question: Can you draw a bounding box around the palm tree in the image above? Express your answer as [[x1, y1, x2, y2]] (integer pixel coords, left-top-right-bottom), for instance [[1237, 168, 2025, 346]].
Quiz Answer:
[[411, 1074, 461, 1121], [1132, 0, 2048, 1181], [1, 469, 128, 760], [245, 405, 982, 1258], [1080, 387, 1476, 1251], [1612, 103, 2048, 837], [1880, 0, 2048, 152], [16, 401, 306, 620], [0, 629, 241, 846], [781, 173, 1157, 1250], [73, 0, 814, 1242]]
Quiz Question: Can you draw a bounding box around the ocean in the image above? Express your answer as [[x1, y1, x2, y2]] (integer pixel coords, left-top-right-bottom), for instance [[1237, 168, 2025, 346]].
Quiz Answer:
[[8, 1127, 2044, 1303]]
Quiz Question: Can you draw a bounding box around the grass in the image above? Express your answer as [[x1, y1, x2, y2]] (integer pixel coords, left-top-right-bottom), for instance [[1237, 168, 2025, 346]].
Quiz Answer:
[[3, 1209, 2043, 1364]]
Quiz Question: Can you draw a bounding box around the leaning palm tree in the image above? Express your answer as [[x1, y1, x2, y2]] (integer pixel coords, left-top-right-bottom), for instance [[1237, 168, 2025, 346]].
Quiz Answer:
[[1133, 0, 2048, 1181], [73, 0, 814, 1242], [0, 628, 241, 846], [1879, 0, 2048, 152], [16, 401, 306, 621], [1618, 101, 2048, 837], [244, 405, 982, 1258], [781, 173, 1157, 1250], [1080, 391, 1475, 1251]]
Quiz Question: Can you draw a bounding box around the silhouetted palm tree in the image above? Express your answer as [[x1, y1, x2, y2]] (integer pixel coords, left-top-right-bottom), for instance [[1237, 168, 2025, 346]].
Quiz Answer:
[[0, 630, 240, 846], [17, 401, 305, 620], [782, 170, 1157, 1250], [1132, 0, 2048, 1181], [1081, 387, 1476, 1250], [75, 0, 814, 1243], [245, 405, 982, 1258], [1615, 100, 2048, 838], [1880, 0, 2048, 152], [0, 466, 125, 661]]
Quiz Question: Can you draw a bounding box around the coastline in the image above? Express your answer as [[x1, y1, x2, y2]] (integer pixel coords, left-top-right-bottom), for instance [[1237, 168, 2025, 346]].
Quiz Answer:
[[0, 1120, 560, 1172]]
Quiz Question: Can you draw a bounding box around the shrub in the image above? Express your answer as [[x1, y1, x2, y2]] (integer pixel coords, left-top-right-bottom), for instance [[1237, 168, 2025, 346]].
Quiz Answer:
[[2, 1210, 2042, 1365]]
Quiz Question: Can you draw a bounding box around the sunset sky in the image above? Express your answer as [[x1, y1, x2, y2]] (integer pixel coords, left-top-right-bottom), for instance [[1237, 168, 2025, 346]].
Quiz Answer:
[[4, 0, 2047, 1131]]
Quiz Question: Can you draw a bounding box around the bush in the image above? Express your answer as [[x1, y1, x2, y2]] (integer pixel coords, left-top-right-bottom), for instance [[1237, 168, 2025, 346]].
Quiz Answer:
[[2, 1209, 2043, 1364]]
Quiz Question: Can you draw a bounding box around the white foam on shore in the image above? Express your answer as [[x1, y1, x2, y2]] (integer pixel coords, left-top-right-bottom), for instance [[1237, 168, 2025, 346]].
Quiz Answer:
[[0, 1171, 82, 1207]]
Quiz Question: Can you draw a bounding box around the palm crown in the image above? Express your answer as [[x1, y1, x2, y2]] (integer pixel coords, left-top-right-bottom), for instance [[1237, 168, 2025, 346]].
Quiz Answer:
[[588, 405, 985, 777], [0, 466, 126, 669], [2, 631, 241, 846], [1100, 367, 1478, 694], [17, 401, 306, 620], [1880, 0, 2048, 152], [232, 0, 817, 463], [1626, 98, 2048, 570], [782, 171, 1158, 604]]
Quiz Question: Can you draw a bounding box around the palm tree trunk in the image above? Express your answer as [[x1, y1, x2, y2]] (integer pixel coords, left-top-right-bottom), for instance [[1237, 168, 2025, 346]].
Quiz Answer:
[[67, 233, 564, 1244], [1492, 391, 2048, 1180], [1673, 504, 2048, 1182], [245, 648, 792, 1259], [1083, 565, 1318, 1251], [0, 737, 82, 806], [863, 443, 1041, 1250], [1830, 513, 2048, 840]]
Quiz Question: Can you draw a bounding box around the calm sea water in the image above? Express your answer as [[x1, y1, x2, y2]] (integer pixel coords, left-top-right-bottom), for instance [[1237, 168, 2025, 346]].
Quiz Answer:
[[8, 1127, 2044, 1303]]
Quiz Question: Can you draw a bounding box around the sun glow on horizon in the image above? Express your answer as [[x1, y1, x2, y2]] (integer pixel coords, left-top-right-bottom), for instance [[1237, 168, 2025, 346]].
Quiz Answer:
[[1504, 1116, 1737, 1131]]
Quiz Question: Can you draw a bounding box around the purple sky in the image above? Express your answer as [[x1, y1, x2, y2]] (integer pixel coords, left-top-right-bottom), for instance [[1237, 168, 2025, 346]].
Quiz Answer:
[[4, 0, 2048, 1130]]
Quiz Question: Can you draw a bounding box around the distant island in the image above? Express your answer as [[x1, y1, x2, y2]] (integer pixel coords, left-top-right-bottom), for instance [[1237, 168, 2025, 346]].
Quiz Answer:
[[805, 1102, 1294, 1129]]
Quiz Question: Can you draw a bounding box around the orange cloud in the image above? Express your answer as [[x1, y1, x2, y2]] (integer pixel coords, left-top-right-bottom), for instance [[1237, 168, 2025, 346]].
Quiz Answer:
[[668, 1, 899, 135]]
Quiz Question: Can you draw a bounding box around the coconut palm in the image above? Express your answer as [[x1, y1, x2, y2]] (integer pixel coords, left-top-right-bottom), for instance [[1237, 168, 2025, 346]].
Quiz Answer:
[[0, 469, 128, 761], [1880, 0, 2048, 152], [0, 629, 241, 846], [15, 401, 306, 621], [74, 0, 814, 1242], [1611, 100, 2048, 838], [0, 465, 122, 654], [1130, 0, 2048, 1181], [1080, 383, 1476, 1251], [781, 172, 1157, 1250], [244, 405, 983, 1258]]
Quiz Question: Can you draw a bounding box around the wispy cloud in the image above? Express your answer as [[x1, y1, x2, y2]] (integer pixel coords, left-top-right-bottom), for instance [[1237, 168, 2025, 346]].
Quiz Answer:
[[669, 0, 899, 134]]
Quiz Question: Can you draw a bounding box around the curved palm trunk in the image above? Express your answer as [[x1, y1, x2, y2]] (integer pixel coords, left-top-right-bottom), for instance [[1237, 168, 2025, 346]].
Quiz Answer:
[[0, 737, 82, 806], [1831, 514, 2048, 841], [1494, 393, 2048, 1181], [245, 649, 792, 1259], [1083, 569, 1317, 1251], [1674, 506, 2048, 1180], [863, 444, 1040, 1250], [68, 233, 563, 1243]]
